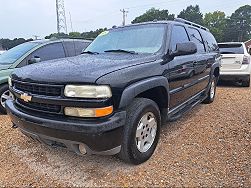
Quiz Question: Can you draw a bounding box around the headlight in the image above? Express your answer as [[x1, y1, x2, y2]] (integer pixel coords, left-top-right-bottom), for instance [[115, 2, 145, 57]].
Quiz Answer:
[[64, 85, 112, 98], [8, 77, 12, 87]]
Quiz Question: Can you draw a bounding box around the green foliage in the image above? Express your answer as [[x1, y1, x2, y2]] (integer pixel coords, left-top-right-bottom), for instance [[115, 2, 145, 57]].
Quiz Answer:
[[224, 5, 251, 42], [81, 28, 107, 40], [69, 32, 82, 38], [45, 33, 69, 39], [204, 11, 227, 42], [178, 5, 204, 25], [131, 8, 175, 24], [0, 38, 33, 50]]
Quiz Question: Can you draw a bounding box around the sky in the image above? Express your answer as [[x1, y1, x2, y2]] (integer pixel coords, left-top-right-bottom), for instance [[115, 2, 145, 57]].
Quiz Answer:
[[0, 0, 250, 39]]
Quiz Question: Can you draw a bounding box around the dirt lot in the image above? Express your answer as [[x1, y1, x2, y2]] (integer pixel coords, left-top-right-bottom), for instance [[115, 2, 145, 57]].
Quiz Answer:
[[0, 83, 250, 187]]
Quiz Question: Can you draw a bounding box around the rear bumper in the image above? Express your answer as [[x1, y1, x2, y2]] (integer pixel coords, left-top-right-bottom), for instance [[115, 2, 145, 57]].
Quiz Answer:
[[220, 64, 251, 76], [6, 100, 126, 155]]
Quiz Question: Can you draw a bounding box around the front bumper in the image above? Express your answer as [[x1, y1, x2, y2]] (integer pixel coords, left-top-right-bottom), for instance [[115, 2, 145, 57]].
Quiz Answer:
[[6, 100, 126, 155]]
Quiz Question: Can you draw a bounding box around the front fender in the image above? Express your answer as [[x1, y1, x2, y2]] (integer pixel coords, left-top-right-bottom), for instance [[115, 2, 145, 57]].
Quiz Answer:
[[0, 69, 14, 85], [119, 76, 169, 109]]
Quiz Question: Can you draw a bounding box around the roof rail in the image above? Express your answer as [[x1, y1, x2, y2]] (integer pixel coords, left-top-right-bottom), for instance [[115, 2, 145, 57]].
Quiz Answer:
[[174, 18, 209, 31]]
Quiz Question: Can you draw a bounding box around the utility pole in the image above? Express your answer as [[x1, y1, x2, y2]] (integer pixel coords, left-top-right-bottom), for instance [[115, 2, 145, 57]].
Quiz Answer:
[[33, 35, 39, 40], [120, 9, 129, 26], [56, 0, 68, 34]]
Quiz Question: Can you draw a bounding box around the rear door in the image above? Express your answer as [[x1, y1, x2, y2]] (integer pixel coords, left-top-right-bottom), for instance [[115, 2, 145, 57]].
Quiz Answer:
[[186, 27, 210, 94], [219, 43, 244, 70]]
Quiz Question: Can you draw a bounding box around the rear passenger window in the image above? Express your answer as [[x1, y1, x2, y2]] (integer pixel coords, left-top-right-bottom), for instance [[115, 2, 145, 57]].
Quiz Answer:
[[170, 25, 190, 52], [31, 43, 66, 62], [187, 28, 205, 53]]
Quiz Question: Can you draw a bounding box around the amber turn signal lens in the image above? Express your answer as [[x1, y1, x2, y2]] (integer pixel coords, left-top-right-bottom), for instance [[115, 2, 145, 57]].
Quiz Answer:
[[95, 106, 113, 117]]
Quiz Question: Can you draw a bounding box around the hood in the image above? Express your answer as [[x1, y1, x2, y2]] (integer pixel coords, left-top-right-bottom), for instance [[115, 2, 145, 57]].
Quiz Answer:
[[12, 53, 157, 84], [0, 64, 11, 71]]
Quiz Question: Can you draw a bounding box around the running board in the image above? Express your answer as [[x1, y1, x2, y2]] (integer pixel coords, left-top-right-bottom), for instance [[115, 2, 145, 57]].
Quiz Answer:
[[167, 90, 206, 122]]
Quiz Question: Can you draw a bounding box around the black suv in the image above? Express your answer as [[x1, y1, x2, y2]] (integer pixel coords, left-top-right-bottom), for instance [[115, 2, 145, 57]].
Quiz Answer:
[[6, 19, 220, 164]]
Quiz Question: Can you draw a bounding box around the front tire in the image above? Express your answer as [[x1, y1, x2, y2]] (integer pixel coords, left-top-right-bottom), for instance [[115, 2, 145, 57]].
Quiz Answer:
[[118, 98, 161, 165], [202, 76, 217, 104], [0, 84, 12, 114]]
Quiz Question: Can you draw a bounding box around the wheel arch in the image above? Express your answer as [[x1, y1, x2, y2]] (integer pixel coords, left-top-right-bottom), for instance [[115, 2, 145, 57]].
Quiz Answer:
[[119, 76, 169, 110]]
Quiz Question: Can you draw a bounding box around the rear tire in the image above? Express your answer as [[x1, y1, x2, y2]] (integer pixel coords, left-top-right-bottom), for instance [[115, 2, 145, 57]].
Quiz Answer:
[[202, 76, 217, 104], [118, 98, 161, 165], [0, 84, 11, 114]]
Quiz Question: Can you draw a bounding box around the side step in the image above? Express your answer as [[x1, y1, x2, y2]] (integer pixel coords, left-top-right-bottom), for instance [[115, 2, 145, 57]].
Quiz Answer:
[[167, 92, 206, 122]]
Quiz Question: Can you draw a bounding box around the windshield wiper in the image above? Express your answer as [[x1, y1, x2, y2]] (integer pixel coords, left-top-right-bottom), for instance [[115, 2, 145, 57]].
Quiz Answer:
[[81, 51, 99, 55], [104, 49, 137, 54]]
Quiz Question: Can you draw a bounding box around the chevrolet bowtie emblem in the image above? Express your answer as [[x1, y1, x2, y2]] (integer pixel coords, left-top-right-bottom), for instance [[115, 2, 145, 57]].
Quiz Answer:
[[20, 93, 32, 102]]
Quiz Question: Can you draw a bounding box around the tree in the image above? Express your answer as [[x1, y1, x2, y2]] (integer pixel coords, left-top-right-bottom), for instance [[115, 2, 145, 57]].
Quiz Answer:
[[81, 28, 107, 40], [178, 5, 203, 25], [204, 11, 227, 42], [224, 5, 251, 42], [0, 38, 33, 50], [45, 33, 69, 39], [131, 8, 175, 24], [69, 32, 82, 38]]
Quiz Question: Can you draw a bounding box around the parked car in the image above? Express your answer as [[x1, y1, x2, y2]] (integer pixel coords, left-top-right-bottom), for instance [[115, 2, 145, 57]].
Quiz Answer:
[[6, 19, 220, 164], [219, 42, 251, 87], [0, 39, 91, 113]]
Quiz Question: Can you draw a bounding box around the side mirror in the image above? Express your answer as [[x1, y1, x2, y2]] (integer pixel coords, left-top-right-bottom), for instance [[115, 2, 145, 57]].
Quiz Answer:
[[28, 56, 41, 64], [170, 42, 197, 57]]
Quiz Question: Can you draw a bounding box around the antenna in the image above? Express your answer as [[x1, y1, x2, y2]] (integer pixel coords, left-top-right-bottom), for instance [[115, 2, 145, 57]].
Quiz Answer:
[[56, 0, 68, 34]]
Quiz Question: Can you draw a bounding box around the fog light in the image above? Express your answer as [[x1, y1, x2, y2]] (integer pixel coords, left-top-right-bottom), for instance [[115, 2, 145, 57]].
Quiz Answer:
[[64, 106, 113, 118], [79, 144, 87, 155]]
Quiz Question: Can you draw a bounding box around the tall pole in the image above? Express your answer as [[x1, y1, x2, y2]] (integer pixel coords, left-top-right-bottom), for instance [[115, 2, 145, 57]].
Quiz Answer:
[[56, 0, 68, 34], [120, 9, 129, 26]]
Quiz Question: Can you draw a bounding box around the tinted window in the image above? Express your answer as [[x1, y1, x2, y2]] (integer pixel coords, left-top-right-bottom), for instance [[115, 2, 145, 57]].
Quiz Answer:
[[31, 42, 65, 61], [201, 31, 218, 52], [64, 41, 90, 57], [187, 27, 205, 53], [219, 43, 244, 54], [0, 42, 40, 65], [170, 25, 189, 52]]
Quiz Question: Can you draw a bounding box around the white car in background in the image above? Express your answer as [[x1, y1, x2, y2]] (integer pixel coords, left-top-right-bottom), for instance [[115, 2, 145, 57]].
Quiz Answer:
[[219, 42, 251, 87]]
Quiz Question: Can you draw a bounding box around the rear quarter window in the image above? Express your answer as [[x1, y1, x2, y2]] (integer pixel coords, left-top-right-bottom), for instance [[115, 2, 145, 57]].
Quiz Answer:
[[64, 41, 90, 57], [201, 30, 219, 52]]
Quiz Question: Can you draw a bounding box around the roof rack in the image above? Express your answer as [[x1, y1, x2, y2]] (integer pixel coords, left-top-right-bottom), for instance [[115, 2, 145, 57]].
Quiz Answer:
[[174, 18, 209, 31]]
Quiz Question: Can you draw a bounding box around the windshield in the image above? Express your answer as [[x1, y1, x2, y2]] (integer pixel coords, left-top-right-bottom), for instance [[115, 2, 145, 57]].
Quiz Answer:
[[219, 44, 244, 54], [0, 42, 40, 64], [85, 24, 166, 54]]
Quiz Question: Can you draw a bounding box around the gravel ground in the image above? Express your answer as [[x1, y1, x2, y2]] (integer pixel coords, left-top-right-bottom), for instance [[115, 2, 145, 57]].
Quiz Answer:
[[0, 83, 250, 187]]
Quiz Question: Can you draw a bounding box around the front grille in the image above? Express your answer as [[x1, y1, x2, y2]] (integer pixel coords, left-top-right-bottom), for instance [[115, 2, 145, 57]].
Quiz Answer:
[[12, 80, 64, 114], [14, 81, 62, 96], [16, 99, 61, 114]]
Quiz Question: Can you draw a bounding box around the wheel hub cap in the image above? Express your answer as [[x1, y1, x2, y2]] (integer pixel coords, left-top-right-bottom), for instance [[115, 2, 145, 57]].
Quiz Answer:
[[135, 112, 157, 153], [210, 81, 215, 99], [0, 90, 13, 108]]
